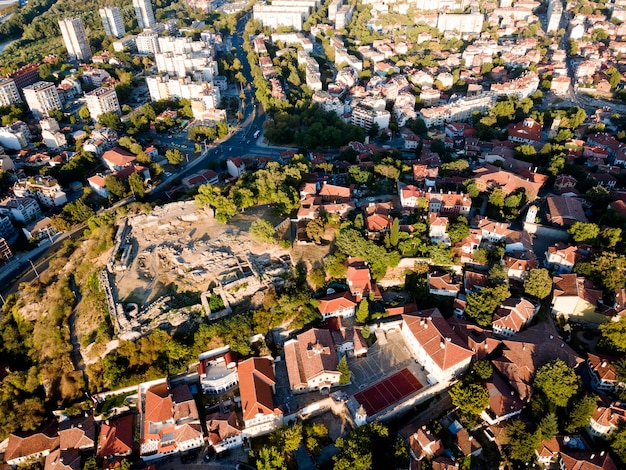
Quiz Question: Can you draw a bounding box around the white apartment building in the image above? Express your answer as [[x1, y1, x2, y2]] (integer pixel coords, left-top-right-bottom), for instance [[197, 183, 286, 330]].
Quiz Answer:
[[546, 0, 563, 33], [328, 0, 342, 20], [23, 81, 62, 120], [420, 94, 495, 128], [113, 35, 137, 52], [253, 5, 308, 30], [155, 52, 218, 80], [335, 4, 353, 30], [133, 0, 156, 29], [0, 125, 29, 150], [13, 176, 68, 208], [86, 87, 121, 120], [351, 105, 390, 131], [136, 31, 160, 55], [0, 78, 21, 106], [58, 17, 92, 62], [436, 13, 484, 36], [0, 197, 42, 224], [99, 6, 125, 38]]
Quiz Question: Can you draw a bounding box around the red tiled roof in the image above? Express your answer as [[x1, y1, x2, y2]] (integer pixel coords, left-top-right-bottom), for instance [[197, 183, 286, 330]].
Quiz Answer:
[[238, 357, 277, 422], [44, 449, 81, 470], [206, 411, 241, 446], [5, 422, 59, 463], [144, 383, 173, 424], [284, 328, 339, 389], [98, 415, 133, 458], [318, 291, 357, 316], [102, 147, 136, 167], [402, 309, 474, 372], [59, 416, 95, 450]]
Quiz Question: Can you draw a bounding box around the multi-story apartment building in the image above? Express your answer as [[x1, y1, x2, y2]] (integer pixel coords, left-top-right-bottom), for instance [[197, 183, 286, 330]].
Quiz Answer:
[[58, 17, 93, 62], [0, 216, 18, 246], [351, 104, 390, 131], [0, 78, 21, 106], [133, 0, 156, 29], [23, 81, 62, 120], [335, 4, 353, 29], [0, 197, 42, 224], [420, 94, 495, 128], [136, 31, 160, 55], [85, 87, 121, 120], [253, 4, 309, 30], [5, 63, 40, 100], [546, 0, 562, 33], [99, 6, 125, 38], [13, 176, 68, 208]]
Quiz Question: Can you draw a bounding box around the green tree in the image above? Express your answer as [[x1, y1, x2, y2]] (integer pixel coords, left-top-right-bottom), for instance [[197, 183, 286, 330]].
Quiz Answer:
[[128, 172, 145, 199], [233, 188, 255, 212], [471, 360, 493, 380], [273, 422, 303, 455], [465, 283, 510, 327], [78, 106, 91, 120], [449, 381, 489, 417], [304, 422, 328, 456], [356, 299, 369, 323], [333, 422, 403, 470], [97, 112, 122, 130], [533, 359, 580, 408], [389, 218, 400, 247], [568, 221, 600, 244], [195, 184, 221, 208], [575, 252, 626, 292], [250, 220, 275, 243], [539, 413, 559, 440], [165, 149, 185, 165], [610, 423, 626, 463], [213, 196, 237, 224], [256, 446, 285, 470], [354, 213, 364, 230], [489, 188, 505, 208], [448, 216, 470, 245], [306, 218, 325, 244], [600, 317, 626, 352], [337, 355, 351, 384], [324, 253, 347, 279], [565, 395, 597, 433], [104, 175, 126, 198], [601, 227, 622, 249], [505, 420, 541, 463], [523, 268, 552, 299]]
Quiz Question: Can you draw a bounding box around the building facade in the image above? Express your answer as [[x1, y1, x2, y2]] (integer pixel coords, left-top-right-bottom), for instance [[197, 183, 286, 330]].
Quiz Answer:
[[23, 81, 62, 120], [99, 6, 126, 38], [0, 78, 21, 106], [133, 0, 156, 29], [86, 87, 121, 120], [58, 17, 93, 62]]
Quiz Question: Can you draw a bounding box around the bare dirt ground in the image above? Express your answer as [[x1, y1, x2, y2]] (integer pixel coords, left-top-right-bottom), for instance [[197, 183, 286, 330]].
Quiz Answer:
[[114, 203, 287, 307]]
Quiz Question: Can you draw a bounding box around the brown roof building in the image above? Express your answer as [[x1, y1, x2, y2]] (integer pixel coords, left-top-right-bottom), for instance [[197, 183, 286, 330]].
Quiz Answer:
[[44, 449, 81, 470], [98, 414, 134, 465], [401, 308, 474, 383], [5, 422, 59, 466], [237, 357, 282, 436], [284, 328, 341, 394], [317, 291, 357, 319], [206, 411, 243, 453], [552, 274, 604, 323], [492, 322, 583, 401], [58, 416, 95, 451], [546, 195, 588, 227]]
